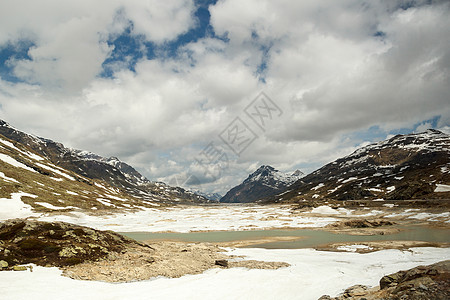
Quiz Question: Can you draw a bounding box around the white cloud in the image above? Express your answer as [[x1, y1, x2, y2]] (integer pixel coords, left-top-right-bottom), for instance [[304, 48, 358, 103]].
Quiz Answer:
[[125, 0, 195, 43], [0, 0, 449, 194], [0, 0, 196, 91]]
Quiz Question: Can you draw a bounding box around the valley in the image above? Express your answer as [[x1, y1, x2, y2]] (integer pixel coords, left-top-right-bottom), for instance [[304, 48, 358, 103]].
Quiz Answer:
[[1, 120, 449, 299]]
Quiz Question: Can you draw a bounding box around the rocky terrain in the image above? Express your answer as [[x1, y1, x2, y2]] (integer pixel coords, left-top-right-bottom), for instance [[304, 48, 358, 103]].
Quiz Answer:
[[0, 219, 148, 267], [220, 165, 303, 203], [0, 120, 209, 214], [320, 260, 450, 299], [268, 130, 450, 203], [0, 219, 289, 282]]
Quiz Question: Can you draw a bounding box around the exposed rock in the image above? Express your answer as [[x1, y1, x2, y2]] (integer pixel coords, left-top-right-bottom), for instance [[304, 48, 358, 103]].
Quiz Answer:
[[341, 285, 370, 297], [0, 219, 149, 267], [0, 219, 289, 282], [0, 260, 8, 268], [331, 219, 395, 229], [320, 260, 450, 299], [215, 259, 228, 267], [220, 165, 304, 203]]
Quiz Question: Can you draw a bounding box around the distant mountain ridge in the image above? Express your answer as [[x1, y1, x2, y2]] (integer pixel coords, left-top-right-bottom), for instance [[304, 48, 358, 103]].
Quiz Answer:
[[272, 129, 450, 203], [220, 165, 304, 203], [0, 120, 208, 207]]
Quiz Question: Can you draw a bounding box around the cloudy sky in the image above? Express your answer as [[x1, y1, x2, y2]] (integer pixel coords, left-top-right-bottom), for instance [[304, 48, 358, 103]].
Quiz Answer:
[[0, 0, 449, 194]]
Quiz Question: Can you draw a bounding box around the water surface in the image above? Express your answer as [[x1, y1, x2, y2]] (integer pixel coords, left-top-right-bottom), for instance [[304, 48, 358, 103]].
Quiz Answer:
[[121, 226, 450, 249]]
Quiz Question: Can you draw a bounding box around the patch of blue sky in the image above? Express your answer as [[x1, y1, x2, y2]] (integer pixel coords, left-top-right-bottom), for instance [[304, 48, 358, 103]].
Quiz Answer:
[[0, 39, 34, 83], [100, 25, 149, 78], [251, 31, 273, 83], [100, 0, 221, 78], [344, 116, 442, 146]]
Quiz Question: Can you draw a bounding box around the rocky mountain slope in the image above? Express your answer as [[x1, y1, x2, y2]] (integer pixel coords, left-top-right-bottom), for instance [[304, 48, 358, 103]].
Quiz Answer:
[[272, 129, 450, 203], [0, 219, 148, 267], [220, 165, 304, 203], [0, 120, 208, 214]]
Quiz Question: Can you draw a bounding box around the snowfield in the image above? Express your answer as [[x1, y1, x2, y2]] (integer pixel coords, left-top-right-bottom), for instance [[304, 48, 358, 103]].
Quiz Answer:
[[1, 247, 448, 300], [0, 192, 39, 220], [3, 203, 449, 231], [37, 205, 339, 232]]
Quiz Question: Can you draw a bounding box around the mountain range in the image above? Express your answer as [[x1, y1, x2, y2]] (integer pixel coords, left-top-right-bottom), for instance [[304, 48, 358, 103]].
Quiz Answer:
[[1, 119, 449, 211], [0, 120, 208, 213], [222, 129, 450, 203]]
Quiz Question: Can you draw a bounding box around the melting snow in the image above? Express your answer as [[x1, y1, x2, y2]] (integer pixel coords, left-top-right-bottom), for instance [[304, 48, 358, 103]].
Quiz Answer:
[[0, 192, 39, 220], [386, 186, 396, 193], [50, 177, 64, 182], [0, 153, 37, 173], [35, 202, 75, 210], [311, 183, 324, 190], [38, 206, 338, 232], [96, 198, 115, 207], [336, 245, 373, 252], [35, 163, 75, 181], [1, 247, 448, 300], [0, 171, 19, 183], [310, 205, 340, 215], [435, 184, 450, 192], [342, 177, 358, 183]]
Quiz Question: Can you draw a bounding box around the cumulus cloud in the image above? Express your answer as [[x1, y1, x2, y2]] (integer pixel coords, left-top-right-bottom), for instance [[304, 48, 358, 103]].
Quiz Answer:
[[0, 0, 449, 194]]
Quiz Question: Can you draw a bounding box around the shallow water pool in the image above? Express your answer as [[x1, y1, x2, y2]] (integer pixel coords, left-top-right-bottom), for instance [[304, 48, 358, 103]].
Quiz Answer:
[[121, 226, 450, 249]]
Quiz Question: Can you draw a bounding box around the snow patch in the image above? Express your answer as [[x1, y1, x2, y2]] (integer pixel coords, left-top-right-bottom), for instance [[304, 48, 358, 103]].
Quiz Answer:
[[35, 202, 75, 210], [50, 177, 63, 182], [342, 177, 358, 183], [35, 163, 75, 181], [310, 206, 340, 215], [336, 244, 373, 252], [38, 206, 338, 232], [0, 192, 39, 220], [0, 153, 37, 173], [311, 183, 324, 190], [1, 248, 449, 300], [0, 171, 19, 183], [434, 184, 450, 192], [386, 186, 396, 193]]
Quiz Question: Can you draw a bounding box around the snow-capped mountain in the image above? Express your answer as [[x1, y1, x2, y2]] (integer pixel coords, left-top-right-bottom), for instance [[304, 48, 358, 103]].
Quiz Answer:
[[0, 120, 209, 209], [190, 190, 222, 202], [220, 165, 304, 203], [273, 129, 450, 202]]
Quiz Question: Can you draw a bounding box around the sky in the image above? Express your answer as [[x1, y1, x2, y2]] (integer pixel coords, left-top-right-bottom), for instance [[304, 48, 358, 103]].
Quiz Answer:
[[0, 0, 449, 195]]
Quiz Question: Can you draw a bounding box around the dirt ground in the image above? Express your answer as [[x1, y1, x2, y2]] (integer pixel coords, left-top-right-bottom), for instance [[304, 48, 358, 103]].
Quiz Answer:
[[62, 241, 289, 282]]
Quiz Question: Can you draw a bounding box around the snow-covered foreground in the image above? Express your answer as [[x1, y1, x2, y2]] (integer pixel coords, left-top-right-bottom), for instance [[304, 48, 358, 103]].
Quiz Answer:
[[38, 206, 338, 232], [2, 247, 449, 300]]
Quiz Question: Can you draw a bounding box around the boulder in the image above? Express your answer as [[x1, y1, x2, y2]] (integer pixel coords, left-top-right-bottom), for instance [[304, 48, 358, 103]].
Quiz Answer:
[[0, 219, 149, 268], [215, 260, 228, 268], [0, 260, 8, 269], [12, 265, 27, 271]]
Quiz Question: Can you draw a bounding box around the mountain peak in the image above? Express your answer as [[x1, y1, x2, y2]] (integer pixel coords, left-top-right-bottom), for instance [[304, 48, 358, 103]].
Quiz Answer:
[[244, 165, 303, 185], [220, 165, 304, 203]]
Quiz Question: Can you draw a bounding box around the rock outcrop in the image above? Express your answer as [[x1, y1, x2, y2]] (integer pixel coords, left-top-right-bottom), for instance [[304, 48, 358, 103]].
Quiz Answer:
[[320, 260, 450, 299], [0, 219, 150, 267]]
